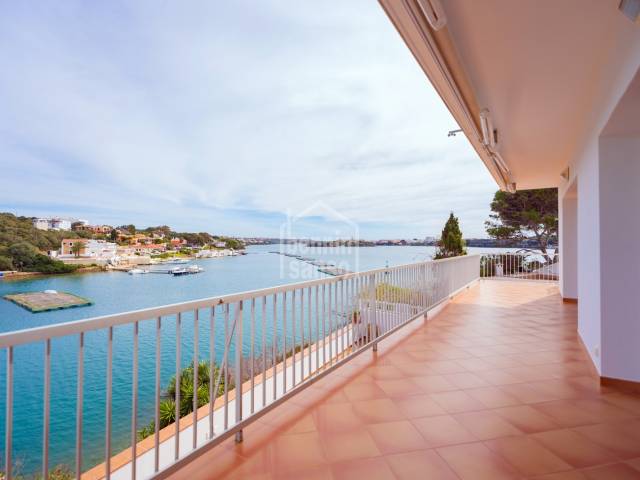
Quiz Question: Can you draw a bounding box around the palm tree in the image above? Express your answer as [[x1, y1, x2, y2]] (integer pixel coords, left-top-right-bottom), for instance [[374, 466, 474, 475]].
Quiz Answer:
[[70, 241, 84, 258]]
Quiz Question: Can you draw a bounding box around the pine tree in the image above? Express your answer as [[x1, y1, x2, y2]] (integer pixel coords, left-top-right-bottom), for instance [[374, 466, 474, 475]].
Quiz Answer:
[[434, 212, 466, 259]]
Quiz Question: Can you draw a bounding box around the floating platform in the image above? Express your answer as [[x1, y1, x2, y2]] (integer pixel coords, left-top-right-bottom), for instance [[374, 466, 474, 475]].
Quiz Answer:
[[3, 291, 93, 313]]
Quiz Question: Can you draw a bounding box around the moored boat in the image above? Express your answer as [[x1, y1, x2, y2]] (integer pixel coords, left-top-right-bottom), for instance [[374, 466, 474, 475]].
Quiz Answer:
[[128, 268, 149, 275]]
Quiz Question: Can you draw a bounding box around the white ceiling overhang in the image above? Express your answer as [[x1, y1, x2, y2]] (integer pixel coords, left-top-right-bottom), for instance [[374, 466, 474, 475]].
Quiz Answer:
[[380, 0, 640, 190]]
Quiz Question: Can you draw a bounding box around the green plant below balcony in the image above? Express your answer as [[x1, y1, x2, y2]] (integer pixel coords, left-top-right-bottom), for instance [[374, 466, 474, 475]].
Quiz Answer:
[[138, 360, 227, 440]]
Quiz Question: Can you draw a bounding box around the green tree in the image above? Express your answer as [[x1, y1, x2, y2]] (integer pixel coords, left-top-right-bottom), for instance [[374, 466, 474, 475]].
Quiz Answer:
[[222, 237, 245, 250], [4, 242, 76, 274], [7, 242, 39, 269], [485, 188, 558, 263], [119, 224, 136, 235], [110, 229, 118, 242], [434, 213, 466, 259], [71, 241, 84, 258], [0, 255, 14, 271]]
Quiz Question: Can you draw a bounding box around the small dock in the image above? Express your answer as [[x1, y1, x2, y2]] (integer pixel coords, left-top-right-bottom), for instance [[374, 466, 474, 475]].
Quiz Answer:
[[318, 267, 352, 276], [271, 252, 351, 276], [4, 291, 93, 313]]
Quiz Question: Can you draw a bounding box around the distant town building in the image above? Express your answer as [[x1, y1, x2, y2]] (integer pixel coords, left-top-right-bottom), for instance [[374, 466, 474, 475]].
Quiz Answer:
[[33, 217, 79, 231], [72, 224, 113, 235], [129, 234, 155, 245], [170, 237, 187, 248], [58, 239, 118, 265], [32, 218, 50, 231], [131, 244, 167, 254]]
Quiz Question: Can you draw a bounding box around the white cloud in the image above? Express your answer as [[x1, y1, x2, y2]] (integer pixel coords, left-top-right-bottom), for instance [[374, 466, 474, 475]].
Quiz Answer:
[[0, 0, 497, 237]]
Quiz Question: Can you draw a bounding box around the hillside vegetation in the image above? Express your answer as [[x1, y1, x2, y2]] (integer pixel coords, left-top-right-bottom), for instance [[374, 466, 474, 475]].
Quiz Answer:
[[0, 213, 81, 273]]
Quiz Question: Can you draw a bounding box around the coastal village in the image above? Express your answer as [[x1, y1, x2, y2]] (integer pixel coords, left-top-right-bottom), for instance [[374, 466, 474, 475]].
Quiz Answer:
[[32, 216, 244, 272]]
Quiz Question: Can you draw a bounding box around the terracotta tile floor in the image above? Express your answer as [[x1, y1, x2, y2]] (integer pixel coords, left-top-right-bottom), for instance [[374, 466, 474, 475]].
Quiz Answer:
[[168, 280, 640, 480]]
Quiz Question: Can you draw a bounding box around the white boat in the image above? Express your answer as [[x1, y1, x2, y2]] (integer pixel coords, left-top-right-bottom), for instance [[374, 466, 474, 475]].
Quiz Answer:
[[128, 268, 149, 275], [187, 265, 203, 274], [171, 267, 189, 276]]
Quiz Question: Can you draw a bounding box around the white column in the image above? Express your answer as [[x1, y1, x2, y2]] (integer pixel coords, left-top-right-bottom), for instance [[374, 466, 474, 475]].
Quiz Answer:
[[559, 185, 578, 300]]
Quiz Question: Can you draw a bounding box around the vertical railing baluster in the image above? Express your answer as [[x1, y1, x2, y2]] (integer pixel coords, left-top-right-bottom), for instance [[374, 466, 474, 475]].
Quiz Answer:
[[224, 304, 229, 430], [341, 278, 346, 356], [209, 307, 215, 439], [315, 285, 319, 375], [192, 310, 199, 450], [372, 273, 378, 349], [154, 318, 161, 473], [261, 297, 267, 408], [300, 288, 305, 380], [291, 290, 296, 386], [174, 313, 181, 461], [322, 283, 326, 368], [282, 291, 287, 395], [383, 271, 388, 333], [76, 333, 84, 480], [105, 327, 113, 480], [131, 322, 139, 480], [354, 276, 358, 344], [353, 276, 358, 347], [5, 346, 13, 480], [328, 283, 333, 364], [43, 339, 51, 480], [337, 280, 342, 357], [272, 294, 277, 402], [394, 267, 398, 321], [307, 287, 311, 377], [234, 301, 244, 443], [250, 298, 255, 415]]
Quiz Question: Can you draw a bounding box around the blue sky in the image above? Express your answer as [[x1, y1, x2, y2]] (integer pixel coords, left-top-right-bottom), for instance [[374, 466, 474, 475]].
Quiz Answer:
[[0, 1, 497, 239]]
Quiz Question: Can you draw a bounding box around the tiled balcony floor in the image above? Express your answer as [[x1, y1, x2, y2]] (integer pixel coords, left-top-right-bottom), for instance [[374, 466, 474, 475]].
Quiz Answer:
[[168, 280, 640, 480]]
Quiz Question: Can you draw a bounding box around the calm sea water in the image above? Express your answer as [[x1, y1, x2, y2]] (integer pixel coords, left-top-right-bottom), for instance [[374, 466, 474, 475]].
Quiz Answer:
[[0, 245, 515, 475]]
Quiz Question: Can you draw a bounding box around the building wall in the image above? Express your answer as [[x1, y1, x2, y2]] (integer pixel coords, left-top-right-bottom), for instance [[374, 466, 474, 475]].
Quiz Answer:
[[61, 239, 87, 256], [559, 66, 640, 380], [599, 136, 640, 382]]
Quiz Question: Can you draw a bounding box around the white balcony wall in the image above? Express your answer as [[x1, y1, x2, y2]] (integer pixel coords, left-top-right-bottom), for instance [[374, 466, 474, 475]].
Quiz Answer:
[[559, 65, 640, 380], [559, 138, 602, 373], [599, 136, 640, 382]]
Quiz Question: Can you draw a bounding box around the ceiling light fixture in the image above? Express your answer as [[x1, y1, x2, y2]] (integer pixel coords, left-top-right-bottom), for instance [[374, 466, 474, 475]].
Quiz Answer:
[[479, 109, 496, 149], [417, 0, 447, 31]]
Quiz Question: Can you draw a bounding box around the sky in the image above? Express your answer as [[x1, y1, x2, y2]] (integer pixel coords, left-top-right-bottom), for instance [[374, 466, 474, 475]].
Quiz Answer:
[[0, 1, 498, 239]]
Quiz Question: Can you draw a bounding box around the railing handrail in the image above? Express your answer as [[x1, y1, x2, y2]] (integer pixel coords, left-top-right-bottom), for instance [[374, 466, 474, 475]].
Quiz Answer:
[[0, 255, 480, 349]]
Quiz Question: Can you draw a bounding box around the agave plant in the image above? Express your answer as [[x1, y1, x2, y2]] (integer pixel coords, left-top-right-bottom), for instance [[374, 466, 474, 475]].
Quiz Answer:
[[138, 359, 228, 439], [159, 399, 176, 426], [137, 420, 156, 441]]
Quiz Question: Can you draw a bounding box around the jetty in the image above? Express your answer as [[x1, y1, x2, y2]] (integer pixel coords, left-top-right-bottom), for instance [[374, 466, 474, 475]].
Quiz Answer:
[[317, 266, 352, 276], [3, 291, 93, 313], [270, 251, 352, 276], [148, 265, 204, 276]]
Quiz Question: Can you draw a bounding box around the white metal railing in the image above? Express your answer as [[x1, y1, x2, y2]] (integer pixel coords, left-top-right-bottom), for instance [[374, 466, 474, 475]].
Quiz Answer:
[[480, 252, 559, 282], [0, 254, 480, 480]]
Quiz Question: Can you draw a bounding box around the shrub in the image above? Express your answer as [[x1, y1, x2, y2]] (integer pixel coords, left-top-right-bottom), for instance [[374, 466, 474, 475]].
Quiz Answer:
[[0, 255, 13, 270]]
